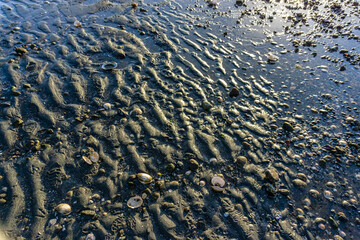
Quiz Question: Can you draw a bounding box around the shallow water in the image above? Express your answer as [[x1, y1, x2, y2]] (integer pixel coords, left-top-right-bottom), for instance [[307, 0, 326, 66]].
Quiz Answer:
[[0, 0, 359, 239]]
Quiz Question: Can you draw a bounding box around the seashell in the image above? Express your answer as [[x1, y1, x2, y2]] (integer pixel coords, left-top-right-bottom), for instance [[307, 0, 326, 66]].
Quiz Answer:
[[324, 190, 333, 199], [56, 203, 71, 215], [82, 156, 92, 165], [74, 20, 82, 28], [101, 62, 117, 71], [103, 103, 112, 110], [137, 173, 152, 184], [211, 185, 225, 192], [89, 151, 99, 163], [211, 176, 225, 187], [127, 196, 143, 209], [85, 232, 95, 240], [267, 53, 279, 64]]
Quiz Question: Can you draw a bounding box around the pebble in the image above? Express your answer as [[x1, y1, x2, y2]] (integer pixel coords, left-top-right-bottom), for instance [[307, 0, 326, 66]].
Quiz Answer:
[[265, 167, 279, 183], [318, 223, 326, 230], [292, 179, 307, 188], [201, 101, 212, 111], [282, 122, 294, 132], [56, 203, 71, 215], [235, 156, 247, 167], [189, 159, 199, 171], [229, 87, 240, 98], [309, 189, 320, 198]]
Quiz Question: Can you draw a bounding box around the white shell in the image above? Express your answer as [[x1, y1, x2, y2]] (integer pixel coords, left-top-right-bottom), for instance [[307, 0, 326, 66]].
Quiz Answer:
[[103, 103, 112, 110], [211, 176, 225, 187], [127, 196, 143, 209], [137, 173, 152, 184]]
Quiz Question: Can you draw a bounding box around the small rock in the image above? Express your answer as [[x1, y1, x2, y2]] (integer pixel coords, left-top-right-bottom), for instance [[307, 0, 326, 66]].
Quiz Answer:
[[81, 210, 96, 216], [338, 212, 348, 222], [166, 163, 176, 173], [13, 118, 24, 128], [189, 159, 199, 171], [242, 141, 251, 150], [201, 101, 212, 111], [265, 167, 279, 183], [235, 156, 247, 167], [229, 87, 240, 98], [56, 203, 71, 215], [292, 179, 307, 188], [309, 189, 320, 198], [14, 47, 28, 56], [282, 122, 294, 132]]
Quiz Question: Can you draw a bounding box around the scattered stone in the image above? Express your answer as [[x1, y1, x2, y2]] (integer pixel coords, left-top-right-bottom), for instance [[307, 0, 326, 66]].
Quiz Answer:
[[235, 156, 247, 167], [309, 189, 320, 198], [229, 87, 240, 97], [81, 210, 96, 216], [14, 47, 28, 56], [189, 159, 199, 171], [166, 163, 176, 173], [265, 167, 279, 183], [12, 118, 24, 128], [282, 122, 294, 132], [292, 179, 307, 188], [201, 101, 212, 111], [56, 203, 71, 215], [338, 212, 348, 222]]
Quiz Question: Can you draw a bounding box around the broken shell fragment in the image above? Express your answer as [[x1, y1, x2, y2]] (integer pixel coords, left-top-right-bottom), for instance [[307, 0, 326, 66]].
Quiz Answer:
[[56, 203, 71, 215], [211, 176, 225, 187], [137, 173, 153, 184], [127, 196, 143, 209], [101, 62, 117, 71]]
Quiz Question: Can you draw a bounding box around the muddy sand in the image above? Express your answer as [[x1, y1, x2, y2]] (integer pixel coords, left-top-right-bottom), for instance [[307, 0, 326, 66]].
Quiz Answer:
[[0, 0, 359, 239]]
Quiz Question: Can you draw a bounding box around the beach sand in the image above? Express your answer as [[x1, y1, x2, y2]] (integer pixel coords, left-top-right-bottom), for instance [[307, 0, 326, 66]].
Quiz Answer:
[[0, 0, 359, 239]]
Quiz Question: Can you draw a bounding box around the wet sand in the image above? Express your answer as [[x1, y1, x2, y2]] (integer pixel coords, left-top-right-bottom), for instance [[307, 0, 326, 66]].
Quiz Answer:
[[0, 0, 359, 239]]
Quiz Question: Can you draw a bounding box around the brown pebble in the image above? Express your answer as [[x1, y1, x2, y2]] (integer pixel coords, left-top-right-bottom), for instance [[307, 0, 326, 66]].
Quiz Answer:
[[265, 167, 279, 183], [292, 179, 307, 188], [235, 156, 247, 167], [229, 87, 240, 97]]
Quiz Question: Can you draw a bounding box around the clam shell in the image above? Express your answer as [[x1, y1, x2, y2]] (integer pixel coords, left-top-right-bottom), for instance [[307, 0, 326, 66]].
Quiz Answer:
[[103, 103, 112, 110], [56, 203, 71, 215], [89, 151, 99, 163], [101, 62, 117, 71], [82, 156, 92, 165], [137, 173, 152, 184], [211, 176, 225, 187], [127, 196, 143, 209]]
